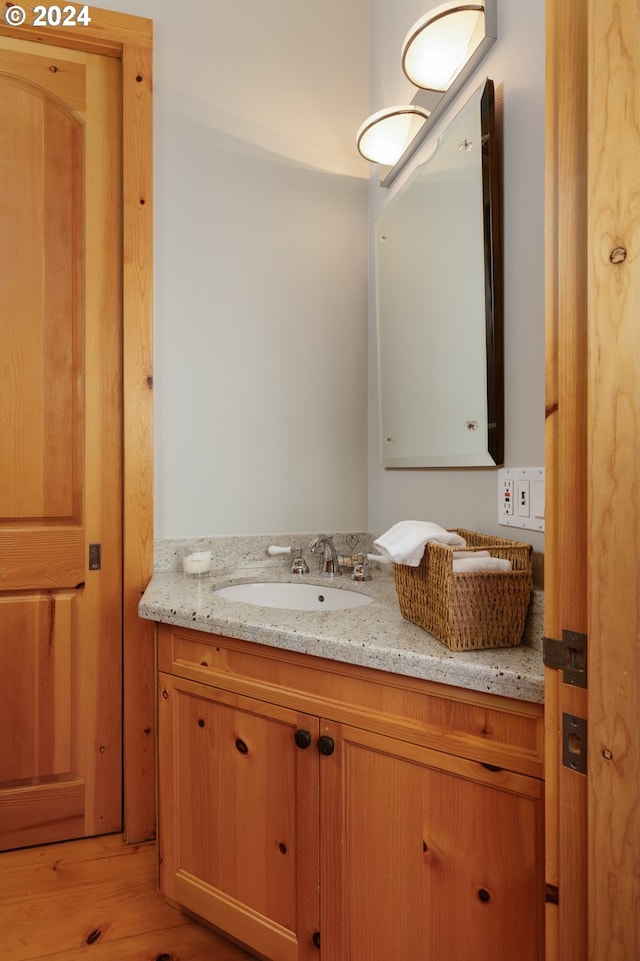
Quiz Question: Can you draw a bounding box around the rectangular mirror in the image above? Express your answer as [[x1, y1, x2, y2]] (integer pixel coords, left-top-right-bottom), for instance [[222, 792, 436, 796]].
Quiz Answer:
[[376, 79, 503, 468]]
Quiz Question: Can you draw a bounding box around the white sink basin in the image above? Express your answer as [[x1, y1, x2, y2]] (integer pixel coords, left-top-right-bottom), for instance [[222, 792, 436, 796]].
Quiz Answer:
[[213, 581, 373, 612]]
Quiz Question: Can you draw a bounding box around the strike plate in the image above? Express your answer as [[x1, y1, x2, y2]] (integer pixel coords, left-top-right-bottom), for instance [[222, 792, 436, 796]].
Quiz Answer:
[[563, 713, 587, 775]]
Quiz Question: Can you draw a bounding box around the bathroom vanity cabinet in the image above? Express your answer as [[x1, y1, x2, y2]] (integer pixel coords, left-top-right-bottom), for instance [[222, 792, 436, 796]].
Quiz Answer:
[[157, 623, 544, 961]]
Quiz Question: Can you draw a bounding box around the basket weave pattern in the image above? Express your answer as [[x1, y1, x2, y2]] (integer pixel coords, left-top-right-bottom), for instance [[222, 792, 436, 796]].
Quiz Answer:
[[393, 529, 533, 651]]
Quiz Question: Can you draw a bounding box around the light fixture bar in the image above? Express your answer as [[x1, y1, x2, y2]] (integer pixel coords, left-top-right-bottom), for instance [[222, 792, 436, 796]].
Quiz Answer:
[[381, 0, 497, 187]]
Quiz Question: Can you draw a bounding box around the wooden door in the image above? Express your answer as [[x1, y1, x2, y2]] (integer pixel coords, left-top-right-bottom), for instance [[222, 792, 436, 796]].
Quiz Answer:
[[545, 0, 640, 957], [322, 721, 544, 961], [158, 674, 320, 961], [0, 38, 123, 849]]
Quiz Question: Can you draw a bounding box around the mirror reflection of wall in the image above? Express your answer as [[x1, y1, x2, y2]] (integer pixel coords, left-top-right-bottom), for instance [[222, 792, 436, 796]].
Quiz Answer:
[[376, 79, 502, 468]]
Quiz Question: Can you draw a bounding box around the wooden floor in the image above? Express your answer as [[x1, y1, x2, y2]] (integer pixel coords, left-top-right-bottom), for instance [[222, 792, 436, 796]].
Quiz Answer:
[[0, 833, 258, 961]]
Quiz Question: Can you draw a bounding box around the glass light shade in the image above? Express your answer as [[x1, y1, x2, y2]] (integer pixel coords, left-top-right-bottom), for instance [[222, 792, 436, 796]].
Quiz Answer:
[[402, 3, 485, 91], [356, 106, 430, 165]]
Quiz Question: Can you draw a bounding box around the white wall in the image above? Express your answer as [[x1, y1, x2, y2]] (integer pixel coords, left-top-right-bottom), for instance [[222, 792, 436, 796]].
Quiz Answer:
[[366, 0, 546, 556], [107, 0, 370, 537], [101, 1, 545, 555]]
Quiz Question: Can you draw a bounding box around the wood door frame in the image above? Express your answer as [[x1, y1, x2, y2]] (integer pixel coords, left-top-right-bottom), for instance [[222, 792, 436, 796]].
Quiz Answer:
[[0, 7, 155, 842], [544, 2, 589, 957]]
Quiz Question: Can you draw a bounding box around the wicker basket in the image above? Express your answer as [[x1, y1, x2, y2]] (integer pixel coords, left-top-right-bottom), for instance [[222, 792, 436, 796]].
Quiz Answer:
[[393, 529, 533, 651]]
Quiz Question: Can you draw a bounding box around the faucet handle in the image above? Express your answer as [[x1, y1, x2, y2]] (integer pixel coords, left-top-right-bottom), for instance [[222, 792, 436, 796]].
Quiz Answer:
[[290, 548, 309, 575], [351, 553, 372, 582], [268, 544, 309, 574]]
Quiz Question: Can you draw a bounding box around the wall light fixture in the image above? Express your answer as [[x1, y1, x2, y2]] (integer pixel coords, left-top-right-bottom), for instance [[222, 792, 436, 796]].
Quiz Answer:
[[357, 0, 496, 186], [356, 105, 431, 166], [402, 3, 486, 92]]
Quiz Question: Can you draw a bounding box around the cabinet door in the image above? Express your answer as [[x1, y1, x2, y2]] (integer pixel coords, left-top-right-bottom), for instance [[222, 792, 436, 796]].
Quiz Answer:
[[321, 722, 544, 961], [158, 673, 320, 961]]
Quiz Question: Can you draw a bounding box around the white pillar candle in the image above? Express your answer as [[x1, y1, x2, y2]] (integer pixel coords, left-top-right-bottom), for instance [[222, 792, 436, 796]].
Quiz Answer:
[[182, 549, 212, 576]]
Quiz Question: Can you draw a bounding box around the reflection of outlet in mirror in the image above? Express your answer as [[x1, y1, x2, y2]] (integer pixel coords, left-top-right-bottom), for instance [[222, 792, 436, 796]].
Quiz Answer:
[[498, 468, 545, 531]]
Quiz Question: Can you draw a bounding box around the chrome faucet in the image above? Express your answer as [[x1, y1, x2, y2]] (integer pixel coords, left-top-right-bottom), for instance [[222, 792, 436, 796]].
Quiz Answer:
[[309, 534, 342, 577]]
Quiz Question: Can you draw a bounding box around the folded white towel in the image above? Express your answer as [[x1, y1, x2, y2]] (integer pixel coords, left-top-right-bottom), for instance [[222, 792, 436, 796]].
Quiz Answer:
[[374, 521, 466, 567], [452, 550, 491, 559], [452, 556, 512, 573]]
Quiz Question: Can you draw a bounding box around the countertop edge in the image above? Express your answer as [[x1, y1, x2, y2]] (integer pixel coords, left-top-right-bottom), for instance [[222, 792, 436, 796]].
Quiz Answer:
[[139, 571, 544, 704]]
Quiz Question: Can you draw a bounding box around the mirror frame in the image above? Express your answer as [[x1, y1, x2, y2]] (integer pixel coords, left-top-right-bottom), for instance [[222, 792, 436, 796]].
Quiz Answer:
[[480, 79, 503, 465]]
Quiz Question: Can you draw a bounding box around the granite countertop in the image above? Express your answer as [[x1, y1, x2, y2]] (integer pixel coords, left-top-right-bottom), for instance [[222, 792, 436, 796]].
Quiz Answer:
[[139, 565, 544, 703]]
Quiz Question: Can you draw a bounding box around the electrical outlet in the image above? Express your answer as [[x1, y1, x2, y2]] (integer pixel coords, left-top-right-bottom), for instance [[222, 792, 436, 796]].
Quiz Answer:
[[498, 468, 545, 531], [501, 477, 514, 515]]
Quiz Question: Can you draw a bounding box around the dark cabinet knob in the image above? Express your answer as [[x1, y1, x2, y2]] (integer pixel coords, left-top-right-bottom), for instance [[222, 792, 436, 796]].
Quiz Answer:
[[318, 735, 335, 756], [312, 930, 321, 949], [295, 729, 312, 749]]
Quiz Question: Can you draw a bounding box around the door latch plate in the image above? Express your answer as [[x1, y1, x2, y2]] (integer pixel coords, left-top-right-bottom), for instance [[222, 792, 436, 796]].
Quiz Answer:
[[89, 543, 102, 570], [543, 629, 587, 688]]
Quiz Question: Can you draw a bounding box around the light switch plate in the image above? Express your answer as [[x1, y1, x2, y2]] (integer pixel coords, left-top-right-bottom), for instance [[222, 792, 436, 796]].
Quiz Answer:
[[498, 467, 545, 532]]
